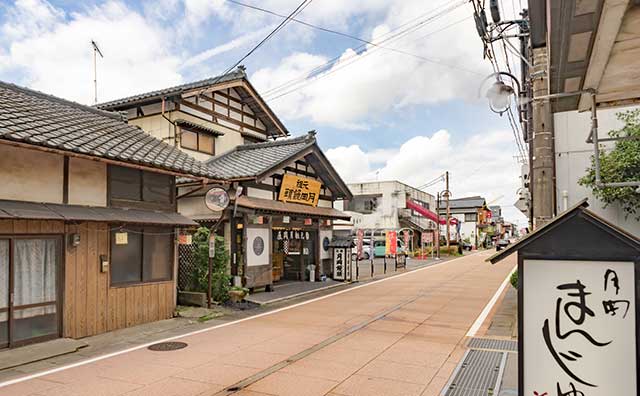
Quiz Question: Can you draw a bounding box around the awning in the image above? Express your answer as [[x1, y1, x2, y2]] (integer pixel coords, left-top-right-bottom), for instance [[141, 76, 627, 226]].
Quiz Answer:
[[236, 196, 351, 221], [0, 200, 198, 227]]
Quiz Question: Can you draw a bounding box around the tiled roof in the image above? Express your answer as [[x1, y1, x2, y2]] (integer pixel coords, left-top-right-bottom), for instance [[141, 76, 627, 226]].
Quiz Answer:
[[0, 81, 218, 179], [95, 69, 246, 109], [448, 196, 486, 209], [205, 133, 316, 179]]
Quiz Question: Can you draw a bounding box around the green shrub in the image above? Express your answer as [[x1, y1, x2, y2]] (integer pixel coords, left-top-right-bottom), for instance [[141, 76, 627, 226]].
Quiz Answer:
[[510, 270, 518, 289], [579, 110, 640, 220], [191, 227, 231, 302]]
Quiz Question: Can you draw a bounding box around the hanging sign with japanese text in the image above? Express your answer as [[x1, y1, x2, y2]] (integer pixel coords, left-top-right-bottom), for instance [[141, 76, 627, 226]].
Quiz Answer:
[[356, 229, 364, 258], [523, 259, 636, 396], [278, 174, 321, 207], [333, 248, 345, 281]]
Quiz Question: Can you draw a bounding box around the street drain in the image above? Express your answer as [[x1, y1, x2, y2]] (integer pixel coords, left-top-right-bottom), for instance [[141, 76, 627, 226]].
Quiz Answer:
[[147, 341, 188, 351]]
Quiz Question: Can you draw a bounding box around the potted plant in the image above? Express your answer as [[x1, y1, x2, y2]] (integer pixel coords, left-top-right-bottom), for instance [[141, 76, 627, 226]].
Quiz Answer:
[[228, 286, 249, 303]]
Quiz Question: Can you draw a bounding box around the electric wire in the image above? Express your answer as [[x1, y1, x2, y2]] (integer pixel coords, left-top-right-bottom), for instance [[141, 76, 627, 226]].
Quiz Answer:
[[262, 1, 466, 99], [264, 2, 474, 101], [258, 2, 462, 97], [196, 0, 313, 95], [225, 0, 473, 78], [263, 1, 476, 102]]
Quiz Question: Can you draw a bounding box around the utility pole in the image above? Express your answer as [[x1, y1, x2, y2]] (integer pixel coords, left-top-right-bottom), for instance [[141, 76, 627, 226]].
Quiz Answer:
[[445, 171, 450, 251], [531, 46, 554, 229]]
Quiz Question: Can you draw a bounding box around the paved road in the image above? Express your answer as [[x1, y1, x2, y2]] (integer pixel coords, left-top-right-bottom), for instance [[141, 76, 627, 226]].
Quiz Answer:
[[2, 251, 515, 396]]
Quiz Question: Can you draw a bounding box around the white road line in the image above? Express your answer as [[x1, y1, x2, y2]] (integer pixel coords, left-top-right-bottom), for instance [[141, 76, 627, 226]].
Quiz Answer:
[[0, 252, 478, 389], [466, 264, 517, 337]]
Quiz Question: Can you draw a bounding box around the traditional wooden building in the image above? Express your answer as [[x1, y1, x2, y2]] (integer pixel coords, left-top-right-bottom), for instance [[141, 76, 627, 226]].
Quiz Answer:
[[0, 81, 219, 348], [177, 132, 352, 290], [96, 66, 289, 162]]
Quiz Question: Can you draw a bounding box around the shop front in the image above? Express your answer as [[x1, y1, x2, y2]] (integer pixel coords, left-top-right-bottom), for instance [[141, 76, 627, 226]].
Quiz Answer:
[[178, 132, 353, 292], [231, 196, 349, 291]]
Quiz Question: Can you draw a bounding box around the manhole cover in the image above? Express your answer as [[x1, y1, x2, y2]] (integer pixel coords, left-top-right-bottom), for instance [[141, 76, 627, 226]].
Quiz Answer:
[[147, 341, 188, 351]]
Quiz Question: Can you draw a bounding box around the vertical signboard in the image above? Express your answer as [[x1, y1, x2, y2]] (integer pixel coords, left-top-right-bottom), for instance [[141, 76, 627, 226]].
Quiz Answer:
[[385, 231, 397, 255], [523, 259, 637, 396], [333, 248, 345, 280]]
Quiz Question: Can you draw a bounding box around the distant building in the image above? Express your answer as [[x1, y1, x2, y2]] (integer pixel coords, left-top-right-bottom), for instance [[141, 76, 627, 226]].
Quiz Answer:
[[438, 196, 487, 247], [335, 181, 437, 249]]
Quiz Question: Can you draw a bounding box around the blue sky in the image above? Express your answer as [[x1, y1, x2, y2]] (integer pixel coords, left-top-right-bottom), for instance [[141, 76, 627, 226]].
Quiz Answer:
[[0, 0, 528, 227]]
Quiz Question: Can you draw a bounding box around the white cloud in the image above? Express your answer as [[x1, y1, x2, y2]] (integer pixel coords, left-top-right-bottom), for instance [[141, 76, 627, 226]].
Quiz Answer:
[[326, 129, 528, 226], [1, 0, 64, 42], [251, 0, 493, 129], [181, 25, 275, 69], [2, 1, 182, 105]]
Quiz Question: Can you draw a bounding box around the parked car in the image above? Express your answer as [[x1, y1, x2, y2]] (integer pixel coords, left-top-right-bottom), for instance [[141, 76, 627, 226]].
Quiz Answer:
[[373, 239, 408, 257], [462, 242, 473, 251], [496, 239, 510, 251]]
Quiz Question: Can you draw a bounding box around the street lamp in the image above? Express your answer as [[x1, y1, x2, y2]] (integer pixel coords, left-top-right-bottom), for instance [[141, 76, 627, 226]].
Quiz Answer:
[[479, 71, 521, 116]]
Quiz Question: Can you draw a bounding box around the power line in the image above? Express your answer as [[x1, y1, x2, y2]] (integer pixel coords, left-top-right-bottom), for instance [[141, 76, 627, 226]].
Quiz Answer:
[[225, 0, 472, 76], [264, 1, 474, 100], [196, 0, 313, 95], [263, 1, 477, 101], [220, 0, 314, 76], [260, 1, 464, 98]]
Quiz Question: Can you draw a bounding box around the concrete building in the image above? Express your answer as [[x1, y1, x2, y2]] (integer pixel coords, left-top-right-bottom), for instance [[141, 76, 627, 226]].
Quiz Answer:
[[336, 181, 437, 249]]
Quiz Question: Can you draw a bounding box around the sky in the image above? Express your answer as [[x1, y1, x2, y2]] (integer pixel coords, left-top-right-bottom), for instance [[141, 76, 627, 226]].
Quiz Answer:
[[0, 0, 529, 227]]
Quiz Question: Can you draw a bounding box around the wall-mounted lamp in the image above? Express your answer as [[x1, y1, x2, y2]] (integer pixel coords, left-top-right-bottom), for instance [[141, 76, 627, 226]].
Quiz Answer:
[[69, 233, 81, 247]]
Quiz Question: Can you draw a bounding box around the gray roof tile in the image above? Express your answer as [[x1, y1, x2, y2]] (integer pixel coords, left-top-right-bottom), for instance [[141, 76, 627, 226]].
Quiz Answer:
[[95, 69, 246, 109], [204, 133, 316, 179], [0, 81, 218, 179]]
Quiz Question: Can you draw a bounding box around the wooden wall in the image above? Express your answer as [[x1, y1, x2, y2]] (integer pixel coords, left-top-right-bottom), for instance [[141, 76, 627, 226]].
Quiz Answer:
[[0, 220, 175, 340], [64, 222, 175, 338]]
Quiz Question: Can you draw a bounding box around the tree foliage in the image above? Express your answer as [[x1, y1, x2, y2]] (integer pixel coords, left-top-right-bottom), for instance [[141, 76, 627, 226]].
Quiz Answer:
[[191, 227, 231, 302], [579, 110, 640, 220]]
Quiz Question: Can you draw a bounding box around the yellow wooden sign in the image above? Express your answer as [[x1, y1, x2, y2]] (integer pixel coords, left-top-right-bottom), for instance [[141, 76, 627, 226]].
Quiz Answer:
[[278, 174, 321, 207]]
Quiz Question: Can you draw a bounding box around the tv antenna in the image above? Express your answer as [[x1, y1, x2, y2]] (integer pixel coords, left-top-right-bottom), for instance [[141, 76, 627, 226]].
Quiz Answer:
[[91, 40, 104, 104]]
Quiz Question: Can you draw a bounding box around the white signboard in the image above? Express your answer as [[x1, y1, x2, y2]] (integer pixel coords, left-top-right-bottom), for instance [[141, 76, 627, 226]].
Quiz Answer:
[[246, 227, 270, 267], [320, 230, 332, 260], [523, 259, 636, 396]]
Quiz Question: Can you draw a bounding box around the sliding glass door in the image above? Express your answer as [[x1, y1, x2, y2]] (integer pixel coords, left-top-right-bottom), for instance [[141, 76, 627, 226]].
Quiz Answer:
[[0, 237, 60, 348]]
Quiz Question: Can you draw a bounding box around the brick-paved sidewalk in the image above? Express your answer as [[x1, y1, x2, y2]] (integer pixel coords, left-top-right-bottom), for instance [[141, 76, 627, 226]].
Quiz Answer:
[[1, 250, 514, 396]]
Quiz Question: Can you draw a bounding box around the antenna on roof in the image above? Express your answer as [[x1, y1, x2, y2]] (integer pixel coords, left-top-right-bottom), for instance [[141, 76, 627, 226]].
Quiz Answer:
[[91, 40, 104, 104]]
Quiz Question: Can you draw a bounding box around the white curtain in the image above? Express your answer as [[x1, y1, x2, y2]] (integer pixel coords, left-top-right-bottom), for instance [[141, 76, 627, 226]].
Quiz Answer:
[[0, 240, 8, 324], [13, 239, 57, 319]]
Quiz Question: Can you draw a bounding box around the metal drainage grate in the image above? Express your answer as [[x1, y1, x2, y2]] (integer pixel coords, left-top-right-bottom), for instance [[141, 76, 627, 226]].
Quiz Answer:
[[443, 350, 504, 396], [467, 337, 517, 352], [147, 341, 188, 352]]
